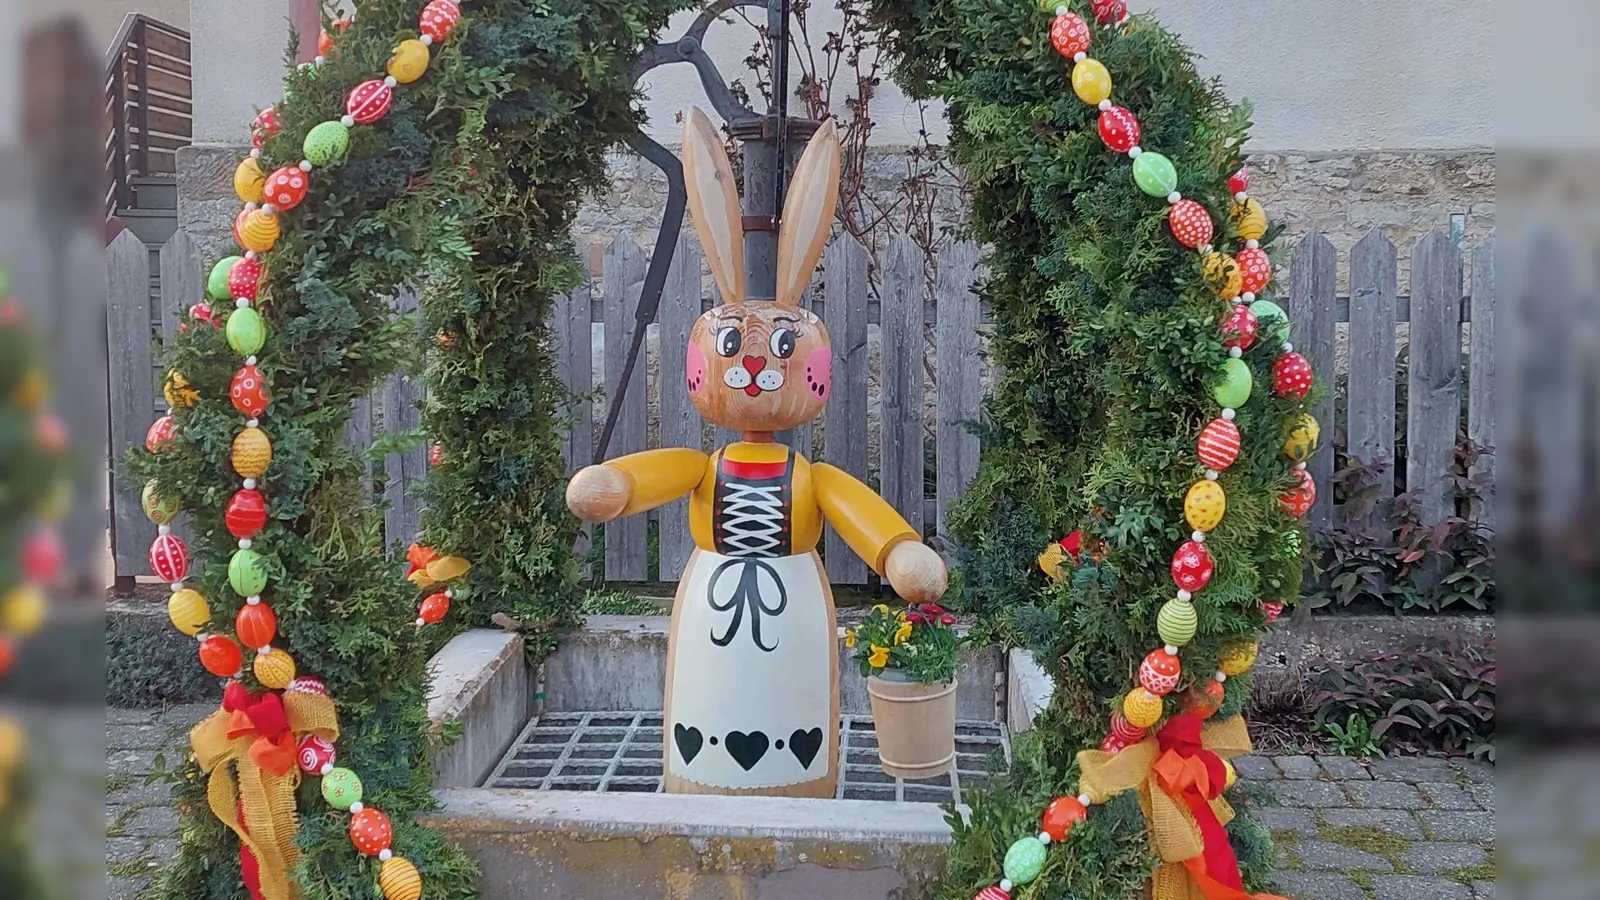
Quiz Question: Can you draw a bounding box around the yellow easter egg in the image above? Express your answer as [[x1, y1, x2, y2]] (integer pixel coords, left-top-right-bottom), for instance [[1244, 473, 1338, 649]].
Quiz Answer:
[[1284, 413, 1320, 462], [254, 647, 297, 690], [1232, 198, 1267, 242], [167, 588, 210, 637], [1184, 480, 1227, 532], [231, 427, 273, 479], [164, 371, 198, 409], [1072, 58, 1113, 106], [1123, 687, 1164, 729], [379, 856, 423, 900], [238, 209, 281, 253], [0, 717, 23, 771], [234, 158, 266, 204], [1, 586, 45, 637], [1218, 641, 1258, 676], [12, 370, 49, 409], [35, 478, 71, 524], [1203, 253, 1243, 301], [388, 39, 430, 84], [1223, 758, 1237, 788]]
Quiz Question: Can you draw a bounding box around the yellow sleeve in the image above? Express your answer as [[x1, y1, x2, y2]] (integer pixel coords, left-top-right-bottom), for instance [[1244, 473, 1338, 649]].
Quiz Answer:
[[810, 462, 919, 574], [604, 448, 711, 519]]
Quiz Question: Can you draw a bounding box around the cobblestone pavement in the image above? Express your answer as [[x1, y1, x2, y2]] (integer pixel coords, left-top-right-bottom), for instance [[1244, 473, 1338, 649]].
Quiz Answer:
[[108, 706, 1495, 900]]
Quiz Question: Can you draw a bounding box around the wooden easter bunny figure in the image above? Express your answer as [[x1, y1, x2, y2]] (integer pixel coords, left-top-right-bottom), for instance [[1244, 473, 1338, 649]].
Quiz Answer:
[[566, 108, 948, 798]]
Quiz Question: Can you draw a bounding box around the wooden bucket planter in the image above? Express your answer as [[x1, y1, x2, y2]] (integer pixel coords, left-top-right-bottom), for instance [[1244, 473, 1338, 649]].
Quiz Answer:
[[866, 669, 957, 780]]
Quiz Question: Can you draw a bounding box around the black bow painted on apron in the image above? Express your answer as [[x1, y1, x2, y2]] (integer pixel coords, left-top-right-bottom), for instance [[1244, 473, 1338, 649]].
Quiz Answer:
[[708, 558, 788, 652]]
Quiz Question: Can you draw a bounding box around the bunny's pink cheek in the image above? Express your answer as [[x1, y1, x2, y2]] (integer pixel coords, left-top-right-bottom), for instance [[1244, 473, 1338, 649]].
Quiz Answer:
[[687, 343, 708, 396], [803, 348, 832, 400]]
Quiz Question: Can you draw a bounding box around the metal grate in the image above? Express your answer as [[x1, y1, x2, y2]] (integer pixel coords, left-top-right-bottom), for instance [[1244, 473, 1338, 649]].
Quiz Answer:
[[483, 711, 1010, 804]]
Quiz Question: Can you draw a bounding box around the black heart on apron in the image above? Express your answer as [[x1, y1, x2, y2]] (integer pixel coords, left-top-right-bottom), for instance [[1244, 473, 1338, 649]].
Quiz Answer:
[[788, 727, 824, 769], [724, 730, 770, 771], [674, 724, 704, 764]]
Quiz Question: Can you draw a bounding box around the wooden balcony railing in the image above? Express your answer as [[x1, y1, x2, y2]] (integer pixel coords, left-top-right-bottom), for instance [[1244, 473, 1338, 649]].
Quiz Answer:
[[104, 14, 192, 218]]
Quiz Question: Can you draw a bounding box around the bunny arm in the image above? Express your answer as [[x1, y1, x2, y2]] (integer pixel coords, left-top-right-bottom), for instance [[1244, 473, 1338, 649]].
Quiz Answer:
[[597, 448, 712, 519], [810, 462, 921, 574]]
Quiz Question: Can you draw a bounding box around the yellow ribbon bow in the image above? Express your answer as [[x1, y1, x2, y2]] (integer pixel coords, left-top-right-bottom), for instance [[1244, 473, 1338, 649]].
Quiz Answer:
[[405, 543, 471, 590], [190, 684, 339, 900], [1077, 715, 1292, 900]]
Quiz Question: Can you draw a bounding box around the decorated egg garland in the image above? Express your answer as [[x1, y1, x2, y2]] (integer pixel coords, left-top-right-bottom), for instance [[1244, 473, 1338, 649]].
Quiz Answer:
[[975, 5, 1322, 896], [135, 8, 473, 898]]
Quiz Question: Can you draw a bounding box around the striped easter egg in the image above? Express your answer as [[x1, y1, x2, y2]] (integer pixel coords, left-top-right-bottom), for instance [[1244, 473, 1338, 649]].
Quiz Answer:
[[1196, 418, 1241, 470], [1157, 598, 1198, 646], [379, 857, 423, 900], [237, 209, 280, 253], [231, 427, 273, 478], [1232, 197, 1267, 242], [226, 489, 268, 539], [287, 676, 328, 696], [254, 647, 297, 690], [346, 80, 393, 125], [149, 533, 189, 582], [1122, 687, 1164, 729], [1108, 709, 1147, 744]]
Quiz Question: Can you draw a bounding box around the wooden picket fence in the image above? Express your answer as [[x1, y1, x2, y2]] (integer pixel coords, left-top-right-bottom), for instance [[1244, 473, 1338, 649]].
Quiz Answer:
[[105, 223, 1494, 585]]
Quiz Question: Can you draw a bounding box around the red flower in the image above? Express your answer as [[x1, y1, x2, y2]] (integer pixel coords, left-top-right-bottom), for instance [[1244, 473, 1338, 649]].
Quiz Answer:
[[940, 613, 956, 626], [906, 612, 925, 624], [920, 602, 945, 617]]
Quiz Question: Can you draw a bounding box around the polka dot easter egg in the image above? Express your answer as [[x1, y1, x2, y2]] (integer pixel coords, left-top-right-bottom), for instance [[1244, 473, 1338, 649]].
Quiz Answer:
[[350, 807, 393, 857], [1220, 303, 1257, 350], [1273, 351, 1314, 400], [149, 533, 189, 582], [263, 166, 310, 211], [303, 121, 350, 166], [254, 647, 296, 690], [1235, 246, 1272, 294], [420, 0, 463, 44], [1184, 480, 1226, 532], [346, 80, 393, 125], [227, 257, 262, 302], [1168, 199, 1213, 249], [1280, 466, 1316, 517]]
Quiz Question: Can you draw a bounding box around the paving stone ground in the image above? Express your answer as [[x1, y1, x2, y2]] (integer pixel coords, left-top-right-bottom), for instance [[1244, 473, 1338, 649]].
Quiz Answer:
[[106, 707, 1496, 900]]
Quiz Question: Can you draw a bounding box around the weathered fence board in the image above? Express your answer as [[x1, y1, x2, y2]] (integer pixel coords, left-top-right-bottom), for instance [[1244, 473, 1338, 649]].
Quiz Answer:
[[381, 292, 426, 551], [1467, 232, 1495, 524], [553, 280, 593, 564], [1289, 232, 1338, 529], [60, 228, 110, 591], [601, 234, 649, 580], [1346, 230, 1398, 528], [107, 230, 158, 576], [821, 236, 872, 585], [879, 235, 926, 543], [157, 230, 200, 344], [657, 233, 703, 578], [935, 241, 983, 550], [1407, 230, 1464, 525], [1522, 234, 1581, 530]]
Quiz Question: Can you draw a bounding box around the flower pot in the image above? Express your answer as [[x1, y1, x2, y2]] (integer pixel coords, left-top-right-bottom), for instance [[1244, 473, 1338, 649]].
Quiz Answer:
[[866, 669, 957, 780]]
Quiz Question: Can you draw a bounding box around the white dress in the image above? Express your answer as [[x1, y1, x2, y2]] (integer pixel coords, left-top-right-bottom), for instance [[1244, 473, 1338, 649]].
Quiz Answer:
[[665, 450, 834, 790]]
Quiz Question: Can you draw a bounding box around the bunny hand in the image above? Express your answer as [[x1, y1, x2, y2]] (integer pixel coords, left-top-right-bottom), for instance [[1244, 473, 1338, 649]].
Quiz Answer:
[[566, 465, 632, 524], [885, 540, 948, 606]]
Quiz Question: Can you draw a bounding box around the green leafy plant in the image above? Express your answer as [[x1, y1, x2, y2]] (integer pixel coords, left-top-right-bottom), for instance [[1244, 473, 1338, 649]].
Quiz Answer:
[[847, 601, 961, 684], [1316, 713, 1381, 758], [1313, 636, 1495, 760]]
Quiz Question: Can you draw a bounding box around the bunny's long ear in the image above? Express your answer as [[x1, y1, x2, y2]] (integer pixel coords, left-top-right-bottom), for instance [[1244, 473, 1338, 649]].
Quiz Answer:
[[774, 118, 841, 309], [683, 107, 745, 304]]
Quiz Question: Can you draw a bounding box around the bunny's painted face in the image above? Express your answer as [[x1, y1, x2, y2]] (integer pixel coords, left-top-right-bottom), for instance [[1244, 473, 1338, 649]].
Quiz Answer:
[[688, 302, 832, 432]]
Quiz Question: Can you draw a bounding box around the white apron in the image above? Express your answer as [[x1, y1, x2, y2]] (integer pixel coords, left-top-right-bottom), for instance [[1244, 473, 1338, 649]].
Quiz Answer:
[[666, 450, 834, 790]]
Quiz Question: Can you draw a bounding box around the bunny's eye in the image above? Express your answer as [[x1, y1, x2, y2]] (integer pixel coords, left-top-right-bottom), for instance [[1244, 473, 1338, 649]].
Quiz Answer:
[[715, 327, 742, 358], [769, 328, 797, 359]]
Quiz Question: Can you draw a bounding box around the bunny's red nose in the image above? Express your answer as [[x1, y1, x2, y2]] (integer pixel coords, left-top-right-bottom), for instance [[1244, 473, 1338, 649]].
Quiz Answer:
[[741, 356, 767, 375]]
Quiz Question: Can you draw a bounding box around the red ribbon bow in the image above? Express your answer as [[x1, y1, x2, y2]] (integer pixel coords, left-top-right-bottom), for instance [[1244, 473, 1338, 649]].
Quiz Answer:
[[1154, 714, 1245, 894], [223, 682, 296, 777]]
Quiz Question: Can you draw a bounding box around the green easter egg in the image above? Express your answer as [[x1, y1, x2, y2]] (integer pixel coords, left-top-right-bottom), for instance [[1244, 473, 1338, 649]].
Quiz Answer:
[[320, 767, 363, 809], [226, 307, 266, 356], [208, 256, 243, 301], [303, 121, 351, 166], [141, 480, 179, 525], [228, 548, 269, 596], [1211, 358, 1253, 409], [1157, 598, 1198, 646], [1249, 298, 1290, 345], [1003, 836, 1048, 885], [1132, 151, 1178, 198], [0, 266, 10, 297]]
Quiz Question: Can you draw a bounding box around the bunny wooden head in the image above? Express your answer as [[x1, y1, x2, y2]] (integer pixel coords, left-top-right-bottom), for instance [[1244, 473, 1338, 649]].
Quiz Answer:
[[682, 107, 841, 433]]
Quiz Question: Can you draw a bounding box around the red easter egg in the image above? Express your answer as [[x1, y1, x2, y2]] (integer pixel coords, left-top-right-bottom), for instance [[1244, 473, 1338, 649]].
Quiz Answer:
[[232, 208, 251, 248], [1101, 732, 1130, 753], [1280, 467, 1316, 517], [251, 108, 278, 149], [1220, 304, 1257, 350], [226, 489, 269, 539], [1235, 247, 1272, 294], [236, 602, 277, 649], [1097, 105, 1140, 154], [1262, 601, 1285, 624], [35, 414, 67, 451], [228, 258, 262, 301], [1272, 352, 1313, 400], [1050, 12, 1091, 59], [1109, 710, 1147, 743], [0, 636, 13, 676], [1040, 795, 1088, 841], [346, 80, 393, 125], [297, 734, 337, 775], [190, 302, 220, 328], [1169, 200, 1213, 249], [974, 888, 1011, 900], [349, 807, 393, 856], [146, 415, 176, 452], [1228, 167, 1250, 195], [287, 676, 328, 696], [1061, 529, 1083, 561], [1170, 540, 1215, 593], [429, 442, 444, 466], [199, 635, 243, 677], [1196, 418, 1241, 471], [419, 592, 450, 625], [318, 18, 349, 57], [231, 365, 270, 417], [149, 533, 189, 582], [420, 0, 462, 43], [264, 166, 310, 211], [1184, 679, 1226, 720], [1139, 648, 1183, 696], [1090, 0, 1126, 23], [21, 528, 63, 584]]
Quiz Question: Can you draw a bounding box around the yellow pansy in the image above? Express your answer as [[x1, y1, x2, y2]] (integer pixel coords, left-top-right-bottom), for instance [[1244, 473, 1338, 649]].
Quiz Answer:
[[893, 622, 912, 645], [844, 629, 857, 648], [873, 604, 890, 615], [868, 645, 889, 668]]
